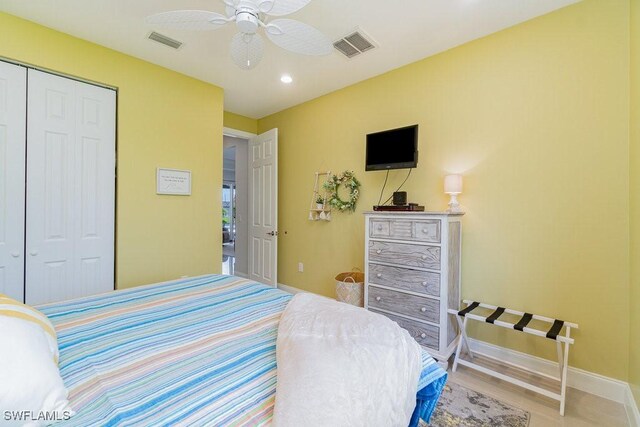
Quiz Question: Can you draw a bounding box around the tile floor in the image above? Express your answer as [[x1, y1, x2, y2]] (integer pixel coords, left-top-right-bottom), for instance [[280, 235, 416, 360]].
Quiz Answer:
[[447, 359, 629, 426]]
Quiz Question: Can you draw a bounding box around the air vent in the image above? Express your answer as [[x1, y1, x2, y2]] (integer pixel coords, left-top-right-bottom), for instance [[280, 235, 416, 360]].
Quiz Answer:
[[333, 39, 360, 58], [333, 29, 376, 59], [148, 31, 183, 49], [345, 32, 375, 53]]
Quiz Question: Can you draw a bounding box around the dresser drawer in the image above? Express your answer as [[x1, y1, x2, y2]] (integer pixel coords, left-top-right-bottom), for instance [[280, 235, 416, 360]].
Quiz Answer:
[[368, 264, 440, 297], [368, 286, 439, 323], [370, 219, 391, 238], [368, 219, 441, 243], [412, 220, 441, 243], [371, 309, 440, 350], [369, 241, 441, 270]]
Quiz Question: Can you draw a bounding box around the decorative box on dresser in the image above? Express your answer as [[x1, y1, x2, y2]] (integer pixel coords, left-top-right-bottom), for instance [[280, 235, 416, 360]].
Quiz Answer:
[[364, 212, 463, 361]]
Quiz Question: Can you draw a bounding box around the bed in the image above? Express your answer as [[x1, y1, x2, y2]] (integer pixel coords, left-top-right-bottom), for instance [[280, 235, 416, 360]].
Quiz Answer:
[[37, 274, 447, 426]]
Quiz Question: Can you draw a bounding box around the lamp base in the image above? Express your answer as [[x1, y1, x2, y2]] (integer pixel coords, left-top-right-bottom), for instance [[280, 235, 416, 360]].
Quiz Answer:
[[447, 194, 462, 214]]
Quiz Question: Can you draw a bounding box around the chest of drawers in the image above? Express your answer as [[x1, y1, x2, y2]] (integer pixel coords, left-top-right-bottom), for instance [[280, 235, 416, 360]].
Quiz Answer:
[[364, 212, 463, 361]]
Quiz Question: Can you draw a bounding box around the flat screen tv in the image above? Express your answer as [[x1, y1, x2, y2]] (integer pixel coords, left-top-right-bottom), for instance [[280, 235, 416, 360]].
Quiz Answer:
[[366, 125, 418, 171]]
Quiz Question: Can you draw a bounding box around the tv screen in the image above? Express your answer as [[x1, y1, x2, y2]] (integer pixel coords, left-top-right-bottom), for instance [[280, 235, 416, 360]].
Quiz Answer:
[[366, 125, 418, 171]]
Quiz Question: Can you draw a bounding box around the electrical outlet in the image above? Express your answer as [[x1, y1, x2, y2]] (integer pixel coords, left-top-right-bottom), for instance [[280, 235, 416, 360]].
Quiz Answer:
[[298, 262, 304, 272]]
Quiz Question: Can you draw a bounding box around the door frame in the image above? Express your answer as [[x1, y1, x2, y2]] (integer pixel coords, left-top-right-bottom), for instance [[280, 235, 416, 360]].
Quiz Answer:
[[223, 127, 256, 280]]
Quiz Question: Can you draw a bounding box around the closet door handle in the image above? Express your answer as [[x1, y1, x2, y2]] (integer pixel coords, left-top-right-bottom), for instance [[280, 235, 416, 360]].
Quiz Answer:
[[10, 251, 20, 258], [29, 250, 39, 256]]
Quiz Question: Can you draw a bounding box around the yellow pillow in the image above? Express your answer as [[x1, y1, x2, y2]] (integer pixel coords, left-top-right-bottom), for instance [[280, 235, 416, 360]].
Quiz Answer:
[[0, 294, 58, 363]]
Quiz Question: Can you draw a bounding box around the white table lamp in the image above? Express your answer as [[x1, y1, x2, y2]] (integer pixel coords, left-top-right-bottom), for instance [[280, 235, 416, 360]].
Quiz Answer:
[[444, 174, 463, 213]]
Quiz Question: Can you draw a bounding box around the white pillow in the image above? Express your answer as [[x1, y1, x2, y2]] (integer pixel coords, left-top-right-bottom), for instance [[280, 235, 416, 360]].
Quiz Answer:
[[0, 298, 72, 426]]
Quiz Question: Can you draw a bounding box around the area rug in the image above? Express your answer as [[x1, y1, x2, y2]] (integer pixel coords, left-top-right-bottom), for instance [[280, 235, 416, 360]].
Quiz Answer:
[[422, 382, 530, 427]]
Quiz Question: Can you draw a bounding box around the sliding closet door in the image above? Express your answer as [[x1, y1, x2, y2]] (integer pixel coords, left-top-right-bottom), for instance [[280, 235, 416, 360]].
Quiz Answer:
[[26, 70, 115, 305], [0, 62, 26, 301]]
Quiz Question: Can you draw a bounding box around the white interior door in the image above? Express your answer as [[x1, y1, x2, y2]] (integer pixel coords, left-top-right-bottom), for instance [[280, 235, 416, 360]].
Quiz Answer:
[[248, 128, 278, 286], [26, 70, 116, 305], [0, 62, 26, 301]]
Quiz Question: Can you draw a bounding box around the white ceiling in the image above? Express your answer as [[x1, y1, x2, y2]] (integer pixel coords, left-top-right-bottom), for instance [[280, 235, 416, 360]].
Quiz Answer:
[[0, 0, 578, 118]]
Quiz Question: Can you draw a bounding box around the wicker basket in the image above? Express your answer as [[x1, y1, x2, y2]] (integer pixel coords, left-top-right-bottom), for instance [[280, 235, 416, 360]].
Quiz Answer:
[[335, 271, 365, 307]]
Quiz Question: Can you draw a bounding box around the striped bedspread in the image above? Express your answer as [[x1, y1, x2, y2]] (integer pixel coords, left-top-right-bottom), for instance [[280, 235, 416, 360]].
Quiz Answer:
[[38, 275, 446, 426]]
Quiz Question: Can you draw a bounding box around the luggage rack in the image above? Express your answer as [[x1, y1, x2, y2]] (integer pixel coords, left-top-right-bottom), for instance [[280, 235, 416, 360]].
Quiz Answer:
[[448, 300, 578, 416]]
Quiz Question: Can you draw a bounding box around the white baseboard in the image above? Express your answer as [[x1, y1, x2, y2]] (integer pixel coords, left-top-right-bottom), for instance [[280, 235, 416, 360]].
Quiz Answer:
[[467, 338, 627, 402], [277, 283, 307, 294], [276, 282, 638, 424], [625, 385, 640, 427]]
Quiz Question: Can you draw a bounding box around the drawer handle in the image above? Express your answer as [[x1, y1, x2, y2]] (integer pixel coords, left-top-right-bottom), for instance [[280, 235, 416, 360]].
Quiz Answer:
[[376, 273, 382, 278], [420, 307, 427, 312], [421, 255, 427, 260], [377, 225, 383, 231], [422, 229, 428, 233], [422, 281, 428, 286], [375, 296, 381, 302], [420, 333, 427, 339], [376, 250, 382, 255]]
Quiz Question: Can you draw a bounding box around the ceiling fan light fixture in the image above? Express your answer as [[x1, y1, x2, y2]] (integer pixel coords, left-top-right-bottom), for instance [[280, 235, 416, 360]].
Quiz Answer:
[[230, 32, 265, 70]]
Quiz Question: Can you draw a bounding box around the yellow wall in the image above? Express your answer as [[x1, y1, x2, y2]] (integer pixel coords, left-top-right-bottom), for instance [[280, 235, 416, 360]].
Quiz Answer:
[[630, 0, 640, 405], [0, 13, 224, 289], [224, 111, 258, 134], [259, 0, 631, 379]]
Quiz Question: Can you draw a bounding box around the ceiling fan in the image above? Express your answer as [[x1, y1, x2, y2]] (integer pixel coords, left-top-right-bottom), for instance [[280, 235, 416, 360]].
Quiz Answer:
[[145, 0, 333, 70]]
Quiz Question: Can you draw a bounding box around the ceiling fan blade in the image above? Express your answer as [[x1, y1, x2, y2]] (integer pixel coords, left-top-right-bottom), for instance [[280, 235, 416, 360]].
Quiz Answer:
[[265, 19, 332, 56], [145, 10, 230, 31], [230, 32, 265, 70], [264, 0, 311, 16], [225, 5, 237, 18]]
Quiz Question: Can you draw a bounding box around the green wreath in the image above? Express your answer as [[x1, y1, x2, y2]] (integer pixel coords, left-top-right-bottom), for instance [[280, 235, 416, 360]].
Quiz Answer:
[[323, 171, 361, 212]]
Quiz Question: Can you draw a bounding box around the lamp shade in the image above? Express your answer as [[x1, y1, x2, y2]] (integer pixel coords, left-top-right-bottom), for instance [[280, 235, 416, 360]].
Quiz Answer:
[[444, 174, 463, 194]]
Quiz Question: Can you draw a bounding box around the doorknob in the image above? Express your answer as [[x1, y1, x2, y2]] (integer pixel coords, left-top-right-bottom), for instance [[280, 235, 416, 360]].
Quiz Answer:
[[266, 231, 279, 237], [29, 250, 39, 256], [10, 251, 20, 258]]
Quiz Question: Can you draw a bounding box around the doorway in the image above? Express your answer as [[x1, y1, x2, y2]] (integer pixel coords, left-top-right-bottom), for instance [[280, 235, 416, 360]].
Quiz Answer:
[[222, 127, 278, 287], [222, 135, 249, 276]]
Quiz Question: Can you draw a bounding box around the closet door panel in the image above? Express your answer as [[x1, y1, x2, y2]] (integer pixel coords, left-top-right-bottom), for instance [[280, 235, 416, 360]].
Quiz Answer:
[[26, 71, 76, 305], [0, 62, 26, 301], [74, 81, 116, 300], [26, 70, 115, 305]]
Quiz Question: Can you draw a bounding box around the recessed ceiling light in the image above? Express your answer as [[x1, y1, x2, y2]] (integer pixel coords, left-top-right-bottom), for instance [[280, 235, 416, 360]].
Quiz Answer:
[[280, 74, 293, 84]]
